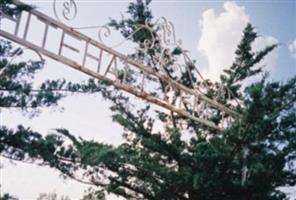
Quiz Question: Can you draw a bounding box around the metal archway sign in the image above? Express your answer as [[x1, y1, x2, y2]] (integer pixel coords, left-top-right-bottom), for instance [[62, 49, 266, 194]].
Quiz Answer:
[[0, 0, 241, 130]]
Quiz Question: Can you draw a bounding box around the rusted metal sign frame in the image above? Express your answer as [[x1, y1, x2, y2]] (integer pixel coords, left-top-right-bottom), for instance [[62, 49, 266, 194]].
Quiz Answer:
[[0, 0, 240, 130]]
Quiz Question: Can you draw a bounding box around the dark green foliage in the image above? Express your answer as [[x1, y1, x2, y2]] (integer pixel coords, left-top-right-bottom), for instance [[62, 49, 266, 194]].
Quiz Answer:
[[109, 0, 153, 42], [220, 24, 277, 98], [0, 0, 32, 17], [0, 3, 112, 198], [0, 193, 18, 200], [0, 1, 295, 200], [0, 39, 109, 113]]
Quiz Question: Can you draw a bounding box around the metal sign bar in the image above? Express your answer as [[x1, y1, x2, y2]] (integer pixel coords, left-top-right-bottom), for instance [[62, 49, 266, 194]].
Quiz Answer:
[[0, 0, 240, 130]]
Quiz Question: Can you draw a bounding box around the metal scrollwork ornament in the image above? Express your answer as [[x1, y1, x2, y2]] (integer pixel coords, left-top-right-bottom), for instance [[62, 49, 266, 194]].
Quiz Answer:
[[53, 0, 77, 23], [94, 17, 182, 51], [155, 17, 182, 47]]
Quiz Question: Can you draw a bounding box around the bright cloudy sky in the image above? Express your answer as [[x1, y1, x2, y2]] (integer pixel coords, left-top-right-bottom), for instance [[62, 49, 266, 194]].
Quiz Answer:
[[1, 0, 296, 199]]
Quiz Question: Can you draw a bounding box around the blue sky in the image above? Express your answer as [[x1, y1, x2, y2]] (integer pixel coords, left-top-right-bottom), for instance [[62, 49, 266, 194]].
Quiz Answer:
[[1, 0, 295, 199], [148, 0, 296, 81]]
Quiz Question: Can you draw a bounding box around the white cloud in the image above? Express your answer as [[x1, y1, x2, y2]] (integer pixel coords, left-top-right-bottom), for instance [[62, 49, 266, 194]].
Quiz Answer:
[[198, 1, 278, 82], [288, 39, 296, 59]]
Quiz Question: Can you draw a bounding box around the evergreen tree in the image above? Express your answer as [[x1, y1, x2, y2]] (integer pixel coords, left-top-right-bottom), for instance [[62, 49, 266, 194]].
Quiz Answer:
[[0, 1, 106, 198], [0, 1, 295, 200]]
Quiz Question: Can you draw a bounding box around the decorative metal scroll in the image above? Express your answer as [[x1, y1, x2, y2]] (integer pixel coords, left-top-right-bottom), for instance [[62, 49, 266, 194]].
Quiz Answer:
[[52, 0, 181, 49], [0, 0, 241, 130], [53, 0, 77, 23]]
